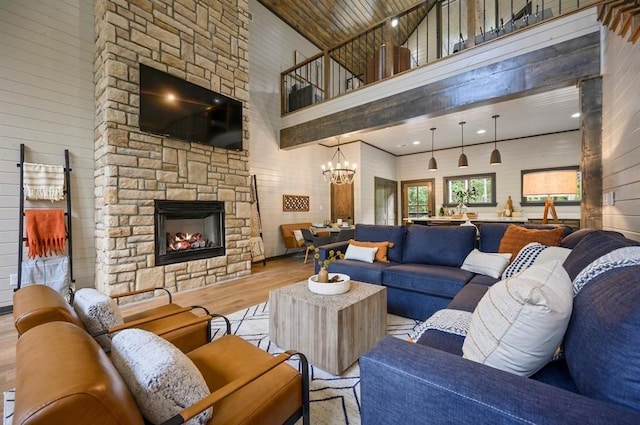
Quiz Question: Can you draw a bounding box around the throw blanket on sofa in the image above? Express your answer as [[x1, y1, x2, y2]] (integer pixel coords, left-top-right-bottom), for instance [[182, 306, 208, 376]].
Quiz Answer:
[[573, 246, 640, 296], [409, 309, 471, 342]]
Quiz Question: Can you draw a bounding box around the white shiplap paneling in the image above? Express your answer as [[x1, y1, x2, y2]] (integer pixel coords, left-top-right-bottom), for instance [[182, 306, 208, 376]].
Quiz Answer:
[[601, 27, 640, 241], [397, 131, 582, 219], [0, 0, 95, 308], [248, 0, 332, 257]]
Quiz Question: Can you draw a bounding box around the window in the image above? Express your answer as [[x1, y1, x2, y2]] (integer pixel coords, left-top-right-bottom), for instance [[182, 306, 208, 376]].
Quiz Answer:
[[521, 166, 581, 206], [402, 179, 435, 218], [444, 173, 497, 207]]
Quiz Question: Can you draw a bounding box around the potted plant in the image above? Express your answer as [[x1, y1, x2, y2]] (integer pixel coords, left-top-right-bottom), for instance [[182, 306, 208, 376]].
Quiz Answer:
[[311, 247, 344, 282]]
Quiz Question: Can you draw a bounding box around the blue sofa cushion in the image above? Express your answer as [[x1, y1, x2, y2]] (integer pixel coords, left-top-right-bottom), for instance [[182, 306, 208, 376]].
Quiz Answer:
[[467, 274, 499, 286], [564, 264, 640, 412], [402, 225, 476, 267], [562, 230, 638, 280], [327, 259, 394, 285], [354, 224, 406, 263], [383, 264, 474, 299]]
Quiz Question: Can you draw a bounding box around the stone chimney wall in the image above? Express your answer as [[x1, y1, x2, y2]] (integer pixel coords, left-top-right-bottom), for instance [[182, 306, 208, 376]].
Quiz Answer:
[[94, 0, 250, 296]]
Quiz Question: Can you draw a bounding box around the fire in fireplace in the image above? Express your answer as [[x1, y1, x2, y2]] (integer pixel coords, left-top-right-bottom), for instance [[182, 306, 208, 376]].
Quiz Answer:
[[154, 200, 225, 266]]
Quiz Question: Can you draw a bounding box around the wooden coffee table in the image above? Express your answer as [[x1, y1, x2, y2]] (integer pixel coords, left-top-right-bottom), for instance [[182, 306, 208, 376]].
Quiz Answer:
[[269, 280, 387, 375]]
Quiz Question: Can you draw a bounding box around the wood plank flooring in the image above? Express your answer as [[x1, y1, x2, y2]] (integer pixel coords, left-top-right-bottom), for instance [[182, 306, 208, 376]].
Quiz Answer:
[[0, 255, 314, 401]]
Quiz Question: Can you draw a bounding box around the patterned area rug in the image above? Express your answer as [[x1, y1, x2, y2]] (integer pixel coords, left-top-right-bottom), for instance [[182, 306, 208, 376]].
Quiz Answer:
[[211, 302, 419, 425], [2, 302, 418, 425]]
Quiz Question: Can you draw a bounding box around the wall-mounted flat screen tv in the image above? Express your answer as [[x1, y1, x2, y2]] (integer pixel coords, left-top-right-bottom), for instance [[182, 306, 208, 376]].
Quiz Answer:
[[139, 64, 243, 151]]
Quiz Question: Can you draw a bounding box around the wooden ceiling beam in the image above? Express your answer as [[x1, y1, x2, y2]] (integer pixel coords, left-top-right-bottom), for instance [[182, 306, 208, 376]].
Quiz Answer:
[[280, 32, 600, 149]]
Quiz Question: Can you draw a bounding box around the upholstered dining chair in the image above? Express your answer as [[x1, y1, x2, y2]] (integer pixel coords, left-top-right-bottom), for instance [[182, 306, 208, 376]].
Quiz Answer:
[[333, 228, 355, 243], [301, 228, 331, 263]]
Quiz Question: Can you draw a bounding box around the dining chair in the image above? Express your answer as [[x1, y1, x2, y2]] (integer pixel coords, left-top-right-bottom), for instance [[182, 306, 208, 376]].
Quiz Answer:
[[333, 228, 355, 243], [300, 228, 331, 264]]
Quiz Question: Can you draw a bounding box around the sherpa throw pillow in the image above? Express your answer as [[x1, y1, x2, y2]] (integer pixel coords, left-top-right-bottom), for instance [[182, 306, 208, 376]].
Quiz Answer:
[[73, 288, 124, 351], [111, 328, 212, 425], [462, 260, 573, 377]]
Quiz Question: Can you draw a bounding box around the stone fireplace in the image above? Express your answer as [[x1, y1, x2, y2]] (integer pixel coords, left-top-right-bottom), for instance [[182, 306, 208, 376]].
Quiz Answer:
[[155, 200, 225, 266], [93, 0, 251, 296]]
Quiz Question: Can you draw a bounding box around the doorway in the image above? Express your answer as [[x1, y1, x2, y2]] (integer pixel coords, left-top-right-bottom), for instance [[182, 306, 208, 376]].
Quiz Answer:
[[402, 179, 435, 219], [331, 183, 354, 224], [374, 177, 398, 225]]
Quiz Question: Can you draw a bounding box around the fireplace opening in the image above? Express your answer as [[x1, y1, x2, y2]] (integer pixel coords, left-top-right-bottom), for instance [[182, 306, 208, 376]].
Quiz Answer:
[[154, 200, 225, 266]]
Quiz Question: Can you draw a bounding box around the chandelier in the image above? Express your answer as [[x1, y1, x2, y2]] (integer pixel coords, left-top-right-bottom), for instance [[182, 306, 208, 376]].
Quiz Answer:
[[321, 141, 356, 185]]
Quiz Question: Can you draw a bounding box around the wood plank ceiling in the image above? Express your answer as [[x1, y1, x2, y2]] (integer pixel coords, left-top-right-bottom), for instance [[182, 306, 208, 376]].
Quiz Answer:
[[256, 0, 424, 50]]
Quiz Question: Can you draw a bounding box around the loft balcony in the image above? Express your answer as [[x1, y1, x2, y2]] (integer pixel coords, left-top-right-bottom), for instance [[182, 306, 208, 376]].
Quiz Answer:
[[280, 0, 599, 116]]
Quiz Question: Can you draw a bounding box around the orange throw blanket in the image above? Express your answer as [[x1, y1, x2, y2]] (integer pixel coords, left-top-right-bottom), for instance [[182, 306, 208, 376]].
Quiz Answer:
[[25, 209, 67, 259]]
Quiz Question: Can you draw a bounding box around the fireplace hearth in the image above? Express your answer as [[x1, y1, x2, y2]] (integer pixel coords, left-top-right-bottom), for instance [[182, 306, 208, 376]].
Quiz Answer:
[[154, 200, 225, 266]]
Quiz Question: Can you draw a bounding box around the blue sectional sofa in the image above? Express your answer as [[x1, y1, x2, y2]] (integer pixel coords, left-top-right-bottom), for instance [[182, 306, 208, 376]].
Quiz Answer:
[[317, 224, 481, 320], [359, 229, 640, 424], [317, 223, 570, 320]]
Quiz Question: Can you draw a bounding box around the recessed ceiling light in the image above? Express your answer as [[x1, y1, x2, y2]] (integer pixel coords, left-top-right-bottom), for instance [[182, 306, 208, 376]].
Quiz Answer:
[[572, 112, 580, 118], [391, 18, 398, 27], [477, 129, 486, 134], [413, 140, 420, 145]]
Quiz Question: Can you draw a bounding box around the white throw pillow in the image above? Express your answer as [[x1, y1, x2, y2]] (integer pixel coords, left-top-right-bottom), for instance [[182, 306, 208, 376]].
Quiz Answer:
[[293, 229, 304, 242], [502, 242, 572, 279], [461, 249, 512, 278], [344, 244, 378, 263], [462, 260, 573, 377], [73, 288, 124, 351], [111, 329, 212, 425]]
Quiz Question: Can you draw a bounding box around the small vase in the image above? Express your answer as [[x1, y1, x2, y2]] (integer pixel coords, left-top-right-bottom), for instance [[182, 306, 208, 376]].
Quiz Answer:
[[317, 267, 329, 283]]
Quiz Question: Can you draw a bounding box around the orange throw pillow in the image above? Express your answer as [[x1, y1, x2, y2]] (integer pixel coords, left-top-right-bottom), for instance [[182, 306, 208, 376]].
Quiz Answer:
[[348, 240, 395, 263], [499, 225, 564, 263]]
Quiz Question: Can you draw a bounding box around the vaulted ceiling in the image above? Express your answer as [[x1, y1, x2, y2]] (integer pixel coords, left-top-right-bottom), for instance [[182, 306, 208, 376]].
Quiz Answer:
[[259, 0, 584, 156], [257, 0, 422, 49]]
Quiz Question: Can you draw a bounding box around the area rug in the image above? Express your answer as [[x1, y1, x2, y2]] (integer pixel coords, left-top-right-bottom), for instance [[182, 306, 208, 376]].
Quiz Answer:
[[211, 302, 419, 425], [2, 303, 419, 425]]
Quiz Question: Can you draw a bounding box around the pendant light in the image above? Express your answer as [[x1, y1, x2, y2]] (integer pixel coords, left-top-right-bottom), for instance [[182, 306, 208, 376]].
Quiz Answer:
[[489, 114, 502, 165], [458, 121, 468, 168], [428, 127, 438, 171]]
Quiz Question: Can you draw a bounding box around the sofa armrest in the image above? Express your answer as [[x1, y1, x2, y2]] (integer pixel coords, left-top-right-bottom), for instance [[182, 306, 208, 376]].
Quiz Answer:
[[360, 336, 640, 425], [315, 241, 350, 273]]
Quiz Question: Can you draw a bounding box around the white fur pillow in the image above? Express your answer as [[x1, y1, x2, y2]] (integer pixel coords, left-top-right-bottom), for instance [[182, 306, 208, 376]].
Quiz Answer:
[[111, 329, 212, 425], [462, 260, 573, 377], [73, 288, 124, 351], [344, 244, 378, 263], [461, 249, 512, 278]]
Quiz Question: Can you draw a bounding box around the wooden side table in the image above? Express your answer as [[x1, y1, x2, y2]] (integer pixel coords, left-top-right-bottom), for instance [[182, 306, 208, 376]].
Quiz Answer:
[[269, 280, 387, 375]]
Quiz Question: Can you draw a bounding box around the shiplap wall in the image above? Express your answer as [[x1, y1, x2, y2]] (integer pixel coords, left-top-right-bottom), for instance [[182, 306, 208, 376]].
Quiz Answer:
[[601, 28, 640, 241], [397, 132, 582, 219], [248, 0, 333, 258], [0, 0, 95, 308]]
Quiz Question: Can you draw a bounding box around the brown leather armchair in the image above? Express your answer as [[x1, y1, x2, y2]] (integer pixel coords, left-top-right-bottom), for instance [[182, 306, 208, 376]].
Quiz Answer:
[[13, 284, 218, 353], [14, 321, 310, 425]]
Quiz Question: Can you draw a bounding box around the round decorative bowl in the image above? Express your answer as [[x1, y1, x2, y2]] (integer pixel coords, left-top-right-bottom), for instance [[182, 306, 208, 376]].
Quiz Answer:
[[308, 273, 351, 295]]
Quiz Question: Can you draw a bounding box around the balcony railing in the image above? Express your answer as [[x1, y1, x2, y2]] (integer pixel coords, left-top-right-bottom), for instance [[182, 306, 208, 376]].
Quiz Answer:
[[281, 0, 599, 115]]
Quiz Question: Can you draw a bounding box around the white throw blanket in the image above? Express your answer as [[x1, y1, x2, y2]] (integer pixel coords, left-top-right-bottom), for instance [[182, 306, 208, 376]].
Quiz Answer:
[[20, 256, 70, 298], [22, 162, 65, 201]]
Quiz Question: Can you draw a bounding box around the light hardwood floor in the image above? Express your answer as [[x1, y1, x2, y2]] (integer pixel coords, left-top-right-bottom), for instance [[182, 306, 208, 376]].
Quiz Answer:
[[0, 255, 314, 400]]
